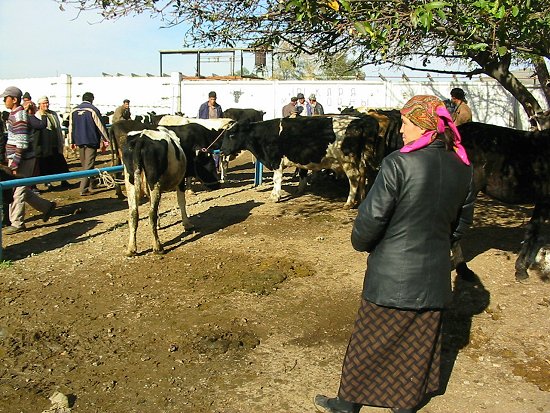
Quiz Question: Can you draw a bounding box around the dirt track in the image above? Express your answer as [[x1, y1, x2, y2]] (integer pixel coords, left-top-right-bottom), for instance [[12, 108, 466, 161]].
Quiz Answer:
[[0, 152, 549, 413]]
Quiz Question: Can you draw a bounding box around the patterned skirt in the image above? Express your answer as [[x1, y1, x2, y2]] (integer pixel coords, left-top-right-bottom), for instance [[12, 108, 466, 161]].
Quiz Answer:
[[338, 299, 442, 410]]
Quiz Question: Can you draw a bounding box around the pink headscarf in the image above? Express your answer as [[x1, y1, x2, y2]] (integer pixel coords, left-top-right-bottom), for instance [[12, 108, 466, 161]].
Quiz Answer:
[[400, 95, 470, 165]]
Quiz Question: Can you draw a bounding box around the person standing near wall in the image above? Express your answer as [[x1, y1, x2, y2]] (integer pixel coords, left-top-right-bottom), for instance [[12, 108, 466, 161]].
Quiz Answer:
[[198, 91, 223, 119], [112, 99, 131, 123], [314, 95, 475, 413], [68, 92, 109, 196], [198, 91, 223, 170], [282, 96, 298, 118], [1, 86, 56, 234], [295, 93, 306, 116], [450, 88, 472, 126], [306, 94, 324, 116]]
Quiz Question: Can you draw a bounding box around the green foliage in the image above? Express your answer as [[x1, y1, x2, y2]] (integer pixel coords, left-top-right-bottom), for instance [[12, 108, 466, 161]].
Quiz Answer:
[[56, 0, 550, 115], [0, 260, 13, 270]]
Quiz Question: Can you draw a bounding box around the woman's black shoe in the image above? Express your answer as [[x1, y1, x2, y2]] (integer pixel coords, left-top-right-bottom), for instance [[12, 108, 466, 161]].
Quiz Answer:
[[314, 395, 360, 413]]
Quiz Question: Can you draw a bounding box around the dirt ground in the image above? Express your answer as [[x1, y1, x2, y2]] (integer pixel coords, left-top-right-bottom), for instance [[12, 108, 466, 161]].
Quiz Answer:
[[0, 151, 549, 413]]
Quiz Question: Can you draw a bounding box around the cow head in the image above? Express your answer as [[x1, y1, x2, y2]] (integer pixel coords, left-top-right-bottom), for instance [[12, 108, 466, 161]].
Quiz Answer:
[[192, 149, 221, 190], [220, 121, 249, 156]]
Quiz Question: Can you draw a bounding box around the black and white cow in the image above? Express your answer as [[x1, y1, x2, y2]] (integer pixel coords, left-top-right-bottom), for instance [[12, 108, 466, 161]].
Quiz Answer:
[[340, 106, 403, 155], [454, 122, 550, 281], [221, 115, 380, 208], [122, 126, 220, 256]]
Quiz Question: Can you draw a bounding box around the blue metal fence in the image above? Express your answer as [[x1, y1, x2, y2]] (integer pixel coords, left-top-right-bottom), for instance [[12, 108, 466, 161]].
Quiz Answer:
[[0, 165, 123, 260]]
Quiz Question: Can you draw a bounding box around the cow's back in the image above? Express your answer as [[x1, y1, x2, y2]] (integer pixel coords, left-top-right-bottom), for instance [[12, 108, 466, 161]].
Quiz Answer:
[[279, 117, 336, 165], [459, 122, 550, 203]]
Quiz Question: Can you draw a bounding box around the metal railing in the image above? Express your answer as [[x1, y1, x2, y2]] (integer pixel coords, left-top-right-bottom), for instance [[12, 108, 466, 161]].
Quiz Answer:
[[0, 165, 123, 260]]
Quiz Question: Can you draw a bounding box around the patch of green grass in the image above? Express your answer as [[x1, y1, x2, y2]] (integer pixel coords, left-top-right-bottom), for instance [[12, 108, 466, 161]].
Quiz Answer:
[[0, 260, 13, 270]]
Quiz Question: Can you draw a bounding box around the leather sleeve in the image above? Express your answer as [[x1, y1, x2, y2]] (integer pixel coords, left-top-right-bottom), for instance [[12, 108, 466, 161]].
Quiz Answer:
[[451, 166, 475, 242], [351, 156, 399, 252]]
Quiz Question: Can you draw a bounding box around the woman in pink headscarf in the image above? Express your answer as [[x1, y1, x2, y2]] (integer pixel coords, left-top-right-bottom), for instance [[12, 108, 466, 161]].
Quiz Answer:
[[315, 96, 475, 413]]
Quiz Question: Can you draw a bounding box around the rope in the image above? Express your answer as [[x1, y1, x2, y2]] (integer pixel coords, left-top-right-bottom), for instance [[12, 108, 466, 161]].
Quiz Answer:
[[97, 169, 125, 188], [201, 126, 230, 152]]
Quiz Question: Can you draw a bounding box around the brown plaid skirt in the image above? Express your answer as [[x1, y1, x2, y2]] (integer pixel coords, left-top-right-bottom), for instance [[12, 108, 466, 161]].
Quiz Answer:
[[338, 299, 442, 410]]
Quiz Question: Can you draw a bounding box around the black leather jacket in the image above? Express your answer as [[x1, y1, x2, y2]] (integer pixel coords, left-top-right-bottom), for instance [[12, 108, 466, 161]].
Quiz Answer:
[[351, 140, 475, 310]]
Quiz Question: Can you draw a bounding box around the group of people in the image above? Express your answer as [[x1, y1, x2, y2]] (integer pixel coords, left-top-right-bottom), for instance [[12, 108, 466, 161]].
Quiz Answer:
[[282, 92, 325, 117], [0, 87, 58, 234], [1, 86, 115, 233]]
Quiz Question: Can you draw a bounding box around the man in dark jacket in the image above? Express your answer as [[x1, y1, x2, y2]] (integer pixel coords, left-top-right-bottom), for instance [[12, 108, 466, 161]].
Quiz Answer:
[[315, 95, 475, 413], [68, 92, 109, 196], [198, 91, 223, 119]]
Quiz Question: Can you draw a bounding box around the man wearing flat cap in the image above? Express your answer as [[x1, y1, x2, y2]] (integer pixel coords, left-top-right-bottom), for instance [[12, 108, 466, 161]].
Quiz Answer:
[[306, 93, 324, 116], [282, 96, 299, 118], [198, 91, 223, 119], [1, 86, 56, 234], [295, 93, 306, 116]]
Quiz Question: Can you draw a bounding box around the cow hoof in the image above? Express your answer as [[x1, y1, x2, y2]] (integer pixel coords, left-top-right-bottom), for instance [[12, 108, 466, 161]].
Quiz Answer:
[[183, 224, 195, 232], [515, 270, 529, 281], [126, 250, 136, 257], [153, 248, 165, 255]]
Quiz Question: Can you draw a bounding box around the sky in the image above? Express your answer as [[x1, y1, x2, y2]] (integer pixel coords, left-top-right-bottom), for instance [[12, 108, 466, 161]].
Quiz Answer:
[[0, 0, 471, 81], [0, 0, 197, 78]]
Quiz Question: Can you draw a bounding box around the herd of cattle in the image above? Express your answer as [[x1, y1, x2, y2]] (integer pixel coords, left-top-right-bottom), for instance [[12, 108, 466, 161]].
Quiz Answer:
[[105, 106, 550, 283], [1, 104, 544, 281]]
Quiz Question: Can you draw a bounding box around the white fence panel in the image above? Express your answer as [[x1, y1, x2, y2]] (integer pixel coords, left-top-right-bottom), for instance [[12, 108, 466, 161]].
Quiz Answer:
[[1, 73, 546, 129]]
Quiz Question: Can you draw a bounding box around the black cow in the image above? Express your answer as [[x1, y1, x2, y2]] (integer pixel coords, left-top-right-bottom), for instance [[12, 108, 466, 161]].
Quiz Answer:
[[223, 108, 265, 123], [122, 126, 220, 256], [221, 115, 379, 208], [454, 122, 550, 281]]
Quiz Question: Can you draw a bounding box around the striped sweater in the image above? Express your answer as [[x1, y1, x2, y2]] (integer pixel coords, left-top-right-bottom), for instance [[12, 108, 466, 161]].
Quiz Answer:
[[6, 105, 34, 170]]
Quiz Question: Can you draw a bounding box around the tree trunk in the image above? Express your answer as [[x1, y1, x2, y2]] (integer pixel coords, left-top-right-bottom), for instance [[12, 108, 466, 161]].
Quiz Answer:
[[532, 56, 550, 109], [471, 52, 549, 129]]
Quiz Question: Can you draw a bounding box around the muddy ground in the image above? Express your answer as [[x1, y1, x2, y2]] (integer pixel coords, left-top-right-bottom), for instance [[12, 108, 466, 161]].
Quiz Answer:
[[0, 152, 549, 413]]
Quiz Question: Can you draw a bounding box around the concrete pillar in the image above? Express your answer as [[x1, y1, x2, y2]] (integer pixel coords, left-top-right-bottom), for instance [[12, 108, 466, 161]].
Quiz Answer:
[[170, 72, 182, 114], [56, 73, 72, 114]]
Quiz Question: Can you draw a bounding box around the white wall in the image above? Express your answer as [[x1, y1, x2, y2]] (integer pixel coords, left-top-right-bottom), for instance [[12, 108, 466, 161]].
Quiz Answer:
[[1, 73, 545, 129]]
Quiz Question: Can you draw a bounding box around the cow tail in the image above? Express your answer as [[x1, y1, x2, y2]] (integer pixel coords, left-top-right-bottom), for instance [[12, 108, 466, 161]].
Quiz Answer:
[[133, 134, 145, 196]]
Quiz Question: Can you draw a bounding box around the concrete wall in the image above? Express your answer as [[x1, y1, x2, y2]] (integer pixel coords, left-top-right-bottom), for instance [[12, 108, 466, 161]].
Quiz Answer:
[[1, 73, 546, 129]]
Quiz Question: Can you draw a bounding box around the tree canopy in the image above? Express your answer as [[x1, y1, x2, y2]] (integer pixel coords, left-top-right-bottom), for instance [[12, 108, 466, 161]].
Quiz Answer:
[[56, 0, 550, 126]]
